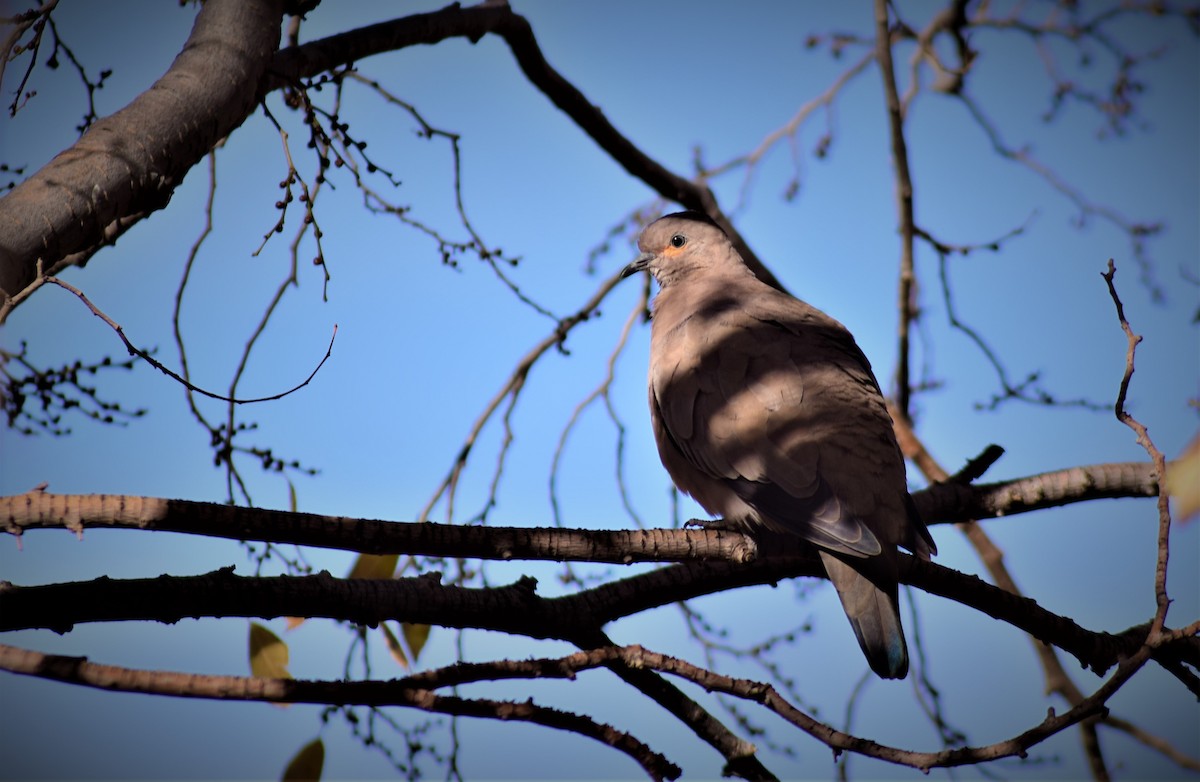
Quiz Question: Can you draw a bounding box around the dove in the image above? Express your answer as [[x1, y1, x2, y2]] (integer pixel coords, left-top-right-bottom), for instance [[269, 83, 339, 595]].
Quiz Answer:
[[624, 211, 935, 679]]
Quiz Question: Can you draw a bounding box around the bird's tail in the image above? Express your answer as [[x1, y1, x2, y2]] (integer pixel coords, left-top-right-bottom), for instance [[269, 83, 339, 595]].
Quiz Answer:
[[818, 550, 908, 679]]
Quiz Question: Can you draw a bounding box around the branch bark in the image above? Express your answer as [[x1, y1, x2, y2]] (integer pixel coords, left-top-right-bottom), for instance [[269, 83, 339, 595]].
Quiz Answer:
[[8, 640, 1188, 775], [3, 556, 1194, 679], [0, 462, 1158, 557], [0, 0, 284, 310], [0, 642, 681, 780], [266, 3, 779, 288], [1, 1, 782, 322]]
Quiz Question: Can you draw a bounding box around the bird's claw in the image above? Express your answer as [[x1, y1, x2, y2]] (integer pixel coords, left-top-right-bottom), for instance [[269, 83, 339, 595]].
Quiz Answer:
[[685, 516, 741, 532]]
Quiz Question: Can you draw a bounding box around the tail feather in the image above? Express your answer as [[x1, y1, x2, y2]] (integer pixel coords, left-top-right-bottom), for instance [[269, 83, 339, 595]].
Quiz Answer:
[[818, 550, 908, 679]]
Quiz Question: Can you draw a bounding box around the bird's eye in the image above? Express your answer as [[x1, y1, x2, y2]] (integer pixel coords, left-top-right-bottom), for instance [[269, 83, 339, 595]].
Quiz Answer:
[[670, 234, 686, 248]]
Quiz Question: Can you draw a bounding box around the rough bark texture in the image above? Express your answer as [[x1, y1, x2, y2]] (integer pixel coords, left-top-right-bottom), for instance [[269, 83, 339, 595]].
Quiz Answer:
[[0, 1, 780, 313], [0, 461, 1159, 558], [0, 0, 283, 299]]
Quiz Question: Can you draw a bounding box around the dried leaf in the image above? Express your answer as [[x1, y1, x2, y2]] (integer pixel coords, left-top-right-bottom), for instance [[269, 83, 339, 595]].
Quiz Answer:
[[1166, 433, 1200, 523], [249, 622, 292, 680], [347, 553, 399, 580], [402, 622, 432, 663], [379, 622, 409, 669], [281, 738, 324, 782]]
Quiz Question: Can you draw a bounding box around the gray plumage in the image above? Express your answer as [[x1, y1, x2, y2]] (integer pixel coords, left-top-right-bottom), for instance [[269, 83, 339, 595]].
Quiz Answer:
[[624, 211, 935, 679]]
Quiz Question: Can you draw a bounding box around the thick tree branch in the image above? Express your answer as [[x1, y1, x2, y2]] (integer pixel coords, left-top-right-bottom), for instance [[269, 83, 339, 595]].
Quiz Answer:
[[0, 491, 759, 563], [0, 462, 1158, 555], [912, 461, 1160, 522], [0, 566, 580, 639], [2, 558, 1193, 679], [0, 0, 284, 314]]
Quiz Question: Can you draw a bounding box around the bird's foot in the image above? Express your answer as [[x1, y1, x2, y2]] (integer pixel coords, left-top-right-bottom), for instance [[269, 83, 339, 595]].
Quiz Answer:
[[685, 516, 742, 532]]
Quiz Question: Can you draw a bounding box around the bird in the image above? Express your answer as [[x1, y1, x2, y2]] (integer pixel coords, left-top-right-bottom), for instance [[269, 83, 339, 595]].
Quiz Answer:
[[623, 210, 935, 679]]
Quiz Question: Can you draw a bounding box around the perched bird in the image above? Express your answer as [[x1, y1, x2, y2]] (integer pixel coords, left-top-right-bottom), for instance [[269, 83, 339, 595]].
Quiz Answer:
[[624, 211, 935, 679]]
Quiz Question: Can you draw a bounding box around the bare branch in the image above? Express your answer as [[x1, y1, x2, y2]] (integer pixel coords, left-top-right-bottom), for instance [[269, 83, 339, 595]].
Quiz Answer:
[[416, 268, 627, 524], [0, 0, 285, 306], [550, 292, 649, 533], [266, 2, 781, 290], [0, 0, 60, 117], [0, 637, 1187, 775], [1101, 261, 1174, 637], [698, 49, 875, 209], [873, 0, 919, 418], [0, 642, 680, 781], [42, 276, 337, 406], [2, 554, 1193, 680], [568, 630, 773, 782], [892, 408, 1115, 777], [946, 255, 1106, 411], [1, 491, 761, 565], [1, 340, 146, 435], [957, 92, 1164, 299], [0, 460, 1159, 559]]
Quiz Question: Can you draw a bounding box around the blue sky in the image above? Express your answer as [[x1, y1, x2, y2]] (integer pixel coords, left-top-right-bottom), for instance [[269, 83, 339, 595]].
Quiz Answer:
[[1, 1, 1197, 780]]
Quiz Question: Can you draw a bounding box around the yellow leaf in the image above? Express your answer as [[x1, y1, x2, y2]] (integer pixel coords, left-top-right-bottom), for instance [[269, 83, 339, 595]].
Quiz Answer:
[[347, 553, 399, 580], [379, 622, 409, 669], [249, 622, 292, 680], [402, 622, 432, 663], [1166, 433, 1200, 524], [281, 738, 324, 782]]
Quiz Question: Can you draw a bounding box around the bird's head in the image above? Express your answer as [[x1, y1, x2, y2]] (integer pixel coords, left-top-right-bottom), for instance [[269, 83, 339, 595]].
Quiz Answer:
[[622, 211, 742, 287]]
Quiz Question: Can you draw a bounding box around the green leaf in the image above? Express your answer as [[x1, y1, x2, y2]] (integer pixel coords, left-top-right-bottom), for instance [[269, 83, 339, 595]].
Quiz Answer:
[[281, 738, 324, 782], [249, 622, 292, 679]]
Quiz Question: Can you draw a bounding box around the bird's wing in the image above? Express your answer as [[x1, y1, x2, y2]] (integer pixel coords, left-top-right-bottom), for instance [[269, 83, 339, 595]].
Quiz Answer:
[[650, 290, 890, 557]]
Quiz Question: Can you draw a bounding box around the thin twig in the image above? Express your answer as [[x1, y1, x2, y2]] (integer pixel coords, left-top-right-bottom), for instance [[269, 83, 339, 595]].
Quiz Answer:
[[1100, 260, 1173, 638], [416, 269, 626, 524], [43, 276, 336, 405], [549, 290, 647, 531], [0, 642, 680, 781], [4, 634, 1169, 776]]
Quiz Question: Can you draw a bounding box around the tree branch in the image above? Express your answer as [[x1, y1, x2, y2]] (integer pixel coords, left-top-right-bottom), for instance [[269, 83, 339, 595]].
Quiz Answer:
[[894, 413, 1114, 778], [0, 641, 681, 781], [873, 0, 919, 418], [2, 557, 1193, 680], [1101, 261, 1174, 638], [0, 460, 1158, 555], [0, 0, 285, 313], [266, 2, 780, 289], [4, 638, 1190, 775]]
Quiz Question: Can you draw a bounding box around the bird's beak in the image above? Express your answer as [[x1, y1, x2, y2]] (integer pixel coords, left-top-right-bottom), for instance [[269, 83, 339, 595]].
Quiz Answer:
[[622, 252, 655, 279]]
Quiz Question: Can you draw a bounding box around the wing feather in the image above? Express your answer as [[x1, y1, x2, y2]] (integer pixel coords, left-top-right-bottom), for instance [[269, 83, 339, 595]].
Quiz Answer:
[[649, 293, 889, 556]]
